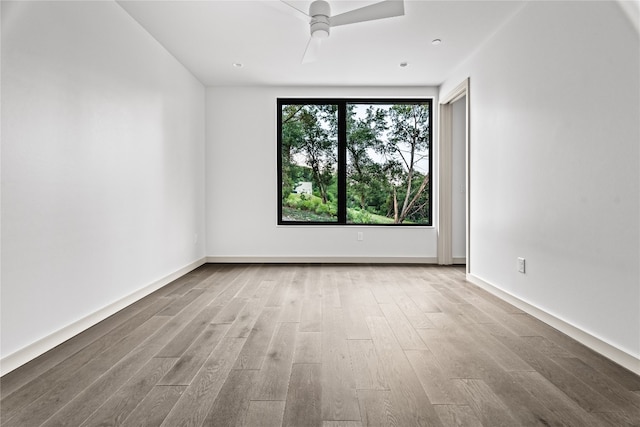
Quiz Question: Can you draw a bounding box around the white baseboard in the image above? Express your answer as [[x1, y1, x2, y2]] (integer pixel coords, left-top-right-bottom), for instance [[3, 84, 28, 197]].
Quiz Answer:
[[0, 257, 207, 376], [206, 256, 438, 264], [467, 273, 640, 376], [452, 257, 467, 265]]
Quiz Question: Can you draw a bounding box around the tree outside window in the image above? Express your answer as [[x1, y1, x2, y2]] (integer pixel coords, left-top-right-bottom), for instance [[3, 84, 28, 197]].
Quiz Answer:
[[278, 99, 431, 226]]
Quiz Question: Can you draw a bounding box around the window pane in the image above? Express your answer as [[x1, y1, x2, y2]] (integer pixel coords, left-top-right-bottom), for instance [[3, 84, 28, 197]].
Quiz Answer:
[[346, 103, 430, 224], [281, 104, 339, 223]]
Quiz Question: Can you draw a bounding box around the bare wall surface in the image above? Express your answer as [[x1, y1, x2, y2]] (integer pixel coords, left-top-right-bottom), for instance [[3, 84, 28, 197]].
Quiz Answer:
[[1, 1, 206, 361], [440, 1, 640, 358], [205, 86, 439, 261]]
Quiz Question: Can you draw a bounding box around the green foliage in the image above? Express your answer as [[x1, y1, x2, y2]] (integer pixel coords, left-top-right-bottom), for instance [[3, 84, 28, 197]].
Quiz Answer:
[[347, 208, 395, 224], [282, 207, 337, 222], [281, 101, 431, 225], [284, 193, 337, 220], [281, 104, 337, 204], [347, 209, 372, 224], [344, 103, 430, 224]]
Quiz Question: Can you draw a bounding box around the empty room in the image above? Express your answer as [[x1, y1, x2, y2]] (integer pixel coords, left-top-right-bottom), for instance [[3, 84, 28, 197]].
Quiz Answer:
[[1, 0, 639, 426]]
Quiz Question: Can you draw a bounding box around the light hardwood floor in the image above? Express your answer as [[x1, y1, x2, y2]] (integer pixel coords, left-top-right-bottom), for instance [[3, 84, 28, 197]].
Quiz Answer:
[[2, 264, 639, 426]]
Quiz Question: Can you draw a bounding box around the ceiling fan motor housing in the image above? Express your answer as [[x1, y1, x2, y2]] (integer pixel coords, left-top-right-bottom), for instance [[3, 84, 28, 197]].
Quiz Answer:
[[309, 0, 330, 38]]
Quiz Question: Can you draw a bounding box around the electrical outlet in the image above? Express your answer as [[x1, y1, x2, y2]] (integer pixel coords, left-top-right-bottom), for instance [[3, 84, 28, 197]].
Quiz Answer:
[[357, 232, 364, 241], [517, 257, 526, 274]]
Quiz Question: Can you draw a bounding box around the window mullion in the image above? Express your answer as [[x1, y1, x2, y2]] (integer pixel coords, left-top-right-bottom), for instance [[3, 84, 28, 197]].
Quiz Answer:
[[337, 101, 347, 224]]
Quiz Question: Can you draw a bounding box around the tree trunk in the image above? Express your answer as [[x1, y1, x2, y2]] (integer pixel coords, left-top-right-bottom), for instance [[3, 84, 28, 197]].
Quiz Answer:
[[399, 134, 417, 221], [314, 170, 328, 204], [397, 173, 429, 223], [393, 187, 399, 223]]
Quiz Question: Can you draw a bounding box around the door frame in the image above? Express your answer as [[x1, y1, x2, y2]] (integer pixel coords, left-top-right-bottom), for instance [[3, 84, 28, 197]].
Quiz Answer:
[[438, 78, 470, 274]]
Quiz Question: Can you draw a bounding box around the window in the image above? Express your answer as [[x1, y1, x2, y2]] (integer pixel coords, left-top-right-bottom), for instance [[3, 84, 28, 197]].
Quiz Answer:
[[278, 98, 432, 226]]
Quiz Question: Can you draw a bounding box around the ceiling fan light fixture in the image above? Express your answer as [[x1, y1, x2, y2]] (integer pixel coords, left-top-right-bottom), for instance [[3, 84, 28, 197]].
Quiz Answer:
[[310, 17, 330, 38], [312, 29, 330, 39], [311, 26, 330, 39], [309, 0, 330, 38]]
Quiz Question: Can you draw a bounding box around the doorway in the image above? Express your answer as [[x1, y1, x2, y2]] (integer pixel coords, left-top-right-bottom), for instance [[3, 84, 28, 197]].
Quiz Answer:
[[438, 78, 469, 274]]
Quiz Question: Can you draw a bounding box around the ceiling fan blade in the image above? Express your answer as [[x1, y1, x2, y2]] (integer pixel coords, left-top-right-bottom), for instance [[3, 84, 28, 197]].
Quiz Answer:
[[302, 37, 322, 64], [330, 0, 404, 27], [275, 1, 310, 23]]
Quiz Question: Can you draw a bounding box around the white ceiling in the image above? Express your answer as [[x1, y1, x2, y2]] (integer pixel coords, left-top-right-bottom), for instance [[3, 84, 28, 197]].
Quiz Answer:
[[117, 0, 526, 87]]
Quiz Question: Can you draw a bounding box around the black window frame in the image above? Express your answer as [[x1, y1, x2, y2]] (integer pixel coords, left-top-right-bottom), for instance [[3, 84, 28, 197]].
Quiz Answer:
[[277, 97, 433, 226]]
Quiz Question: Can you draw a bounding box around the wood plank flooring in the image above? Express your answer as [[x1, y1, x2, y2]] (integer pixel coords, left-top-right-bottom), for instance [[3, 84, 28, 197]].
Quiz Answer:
[[2, 264, 640, 426]]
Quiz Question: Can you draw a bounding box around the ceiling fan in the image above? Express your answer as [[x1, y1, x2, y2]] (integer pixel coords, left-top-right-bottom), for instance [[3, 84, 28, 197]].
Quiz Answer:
[[274, 0, 405, 63]]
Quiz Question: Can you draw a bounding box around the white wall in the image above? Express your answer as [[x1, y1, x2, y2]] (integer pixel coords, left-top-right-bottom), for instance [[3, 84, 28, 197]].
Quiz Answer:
[[1, 1, 206, 367], [206, 86, 438, 262], [451, 96, 466, 261], [440, 1, 640, 359]]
